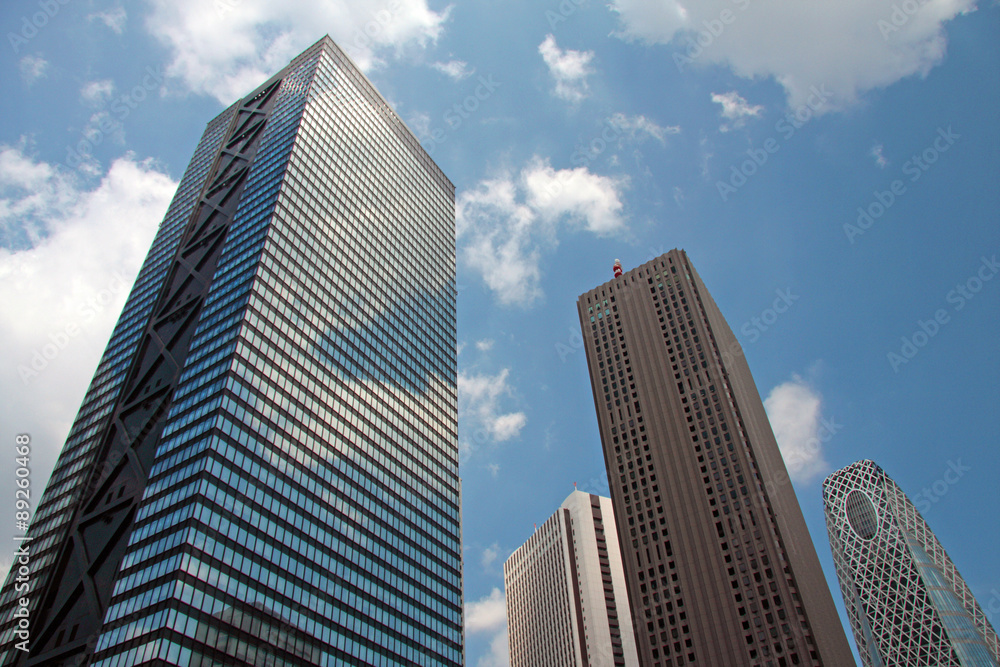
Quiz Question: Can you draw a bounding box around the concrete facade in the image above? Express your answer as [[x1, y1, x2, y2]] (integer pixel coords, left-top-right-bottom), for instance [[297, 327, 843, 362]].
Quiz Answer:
[[577, 249, 855, 666], [505, 491, 638, 667]]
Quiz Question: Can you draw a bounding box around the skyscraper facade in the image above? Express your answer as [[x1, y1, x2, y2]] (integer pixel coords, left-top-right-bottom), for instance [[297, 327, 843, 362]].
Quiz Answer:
[[577, 250, 854, 666], [504, 490, 637, 667], [824, 460, 1000, 667], [0, 36, 462, 666]]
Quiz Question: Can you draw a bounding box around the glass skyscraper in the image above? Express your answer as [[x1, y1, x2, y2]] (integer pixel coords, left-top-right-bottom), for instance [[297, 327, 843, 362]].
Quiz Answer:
[[0, 36, 462, 666], [824, 460, 999, 667], [577, 250, 855, 666]]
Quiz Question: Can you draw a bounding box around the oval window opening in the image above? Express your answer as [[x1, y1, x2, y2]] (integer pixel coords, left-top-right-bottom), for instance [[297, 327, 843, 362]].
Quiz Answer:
[[845, 490, 879, 540]]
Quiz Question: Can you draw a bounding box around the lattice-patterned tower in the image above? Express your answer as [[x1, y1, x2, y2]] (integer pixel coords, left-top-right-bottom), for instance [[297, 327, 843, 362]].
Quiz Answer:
[[823, 460, 999, 667], [0, 36, 462, 666]]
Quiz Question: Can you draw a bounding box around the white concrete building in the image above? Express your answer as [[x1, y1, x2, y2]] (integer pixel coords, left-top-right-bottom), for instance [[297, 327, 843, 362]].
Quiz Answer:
[[505, 490, 638, 667]]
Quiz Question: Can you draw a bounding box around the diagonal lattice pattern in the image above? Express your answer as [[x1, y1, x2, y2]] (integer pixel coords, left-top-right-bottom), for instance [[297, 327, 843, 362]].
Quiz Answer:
[[824, 460, 1000, 667]]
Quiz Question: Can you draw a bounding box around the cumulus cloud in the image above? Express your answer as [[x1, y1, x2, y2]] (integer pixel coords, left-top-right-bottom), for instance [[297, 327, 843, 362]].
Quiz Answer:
[[466, 588, 507, 635], [609, 0, 976, 110], [458, 368, 526, 450], [476, 627, 510, 667], [457, 158, 626, 306], [711, 91, 763, 131], [81, 80, 116, 107], [432, 59, 474, 80], [476, 338, 494, 352], [764, 375, 836, 484], [538, 34, 595, 103], [481, 542, 502, 569], [143, 0, 450, 103], [466, 588, 510, 666], [19, 55, 48, 84], [0, 146, 176, 551]]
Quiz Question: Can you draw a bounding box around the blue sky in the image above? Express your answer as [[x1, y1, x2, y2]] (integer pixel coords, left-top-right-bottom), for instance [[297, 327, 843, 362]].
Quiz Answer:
[[1, 0, 997, 664]]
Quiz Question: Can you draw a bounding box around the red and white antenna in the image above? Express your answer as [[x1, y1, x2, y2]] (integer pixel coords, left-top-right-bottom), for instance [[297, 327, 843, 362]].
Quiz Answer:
[[613, 259, 623, 278]]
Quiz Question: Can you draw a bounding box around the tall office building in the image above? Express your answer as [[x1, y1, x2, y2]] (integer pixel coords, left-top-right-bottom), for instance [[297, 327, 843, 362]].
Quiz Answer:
[[504, 490, 637, 667], [577, 250, 854, 666], [824, 460, 1000, 667], [0, 36, 462, 666]]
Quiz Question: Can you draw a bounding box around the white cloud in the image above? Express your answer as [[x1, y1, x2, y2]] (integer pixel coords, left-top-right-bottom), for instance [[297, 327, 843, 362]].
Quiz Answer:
[[538, 34, 595, 103], [476, 338, 494, 351], [457, 158, 626, 306], [490, 413, 527, 441], [0, 147, 176, 546], [870, 143, 889, 168], [466, 588, 510, 667], [711, 91, 763, 131], [90, 6, 128, 34], [19, 55, 48, 84], [458, 369, 526, 454], [523, 159, 626, 234], [609, 112, 680, 144], [481, 542, 502, 569], [466, 588, 507, 635], [609, 0, 976, 111], [81, 80, 116, 107], [432, 59, 474, 80], [477, 627, 510, 667], [0, 146, 79, 245], [144, 0, 451, 103], [764, 376, 833, 484]]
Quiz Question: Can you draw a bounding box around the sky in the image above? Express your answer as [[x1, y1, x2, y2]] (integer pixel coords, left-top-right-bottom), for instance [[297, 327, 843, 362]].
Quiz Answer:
[[1, 0, 997, 665]]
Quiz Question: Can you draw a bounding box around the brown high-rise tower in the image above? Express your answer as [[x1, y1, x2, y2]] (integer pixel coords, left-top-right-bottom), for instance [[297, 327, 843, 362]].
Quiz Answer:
[[577, 250, 854, 667]]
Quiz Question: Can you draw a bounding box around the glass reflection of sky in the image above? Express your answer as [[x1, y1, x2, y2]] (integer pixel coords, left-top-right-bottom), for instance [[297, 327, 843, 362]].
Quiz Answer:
[[315, 284, 454, 394]]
